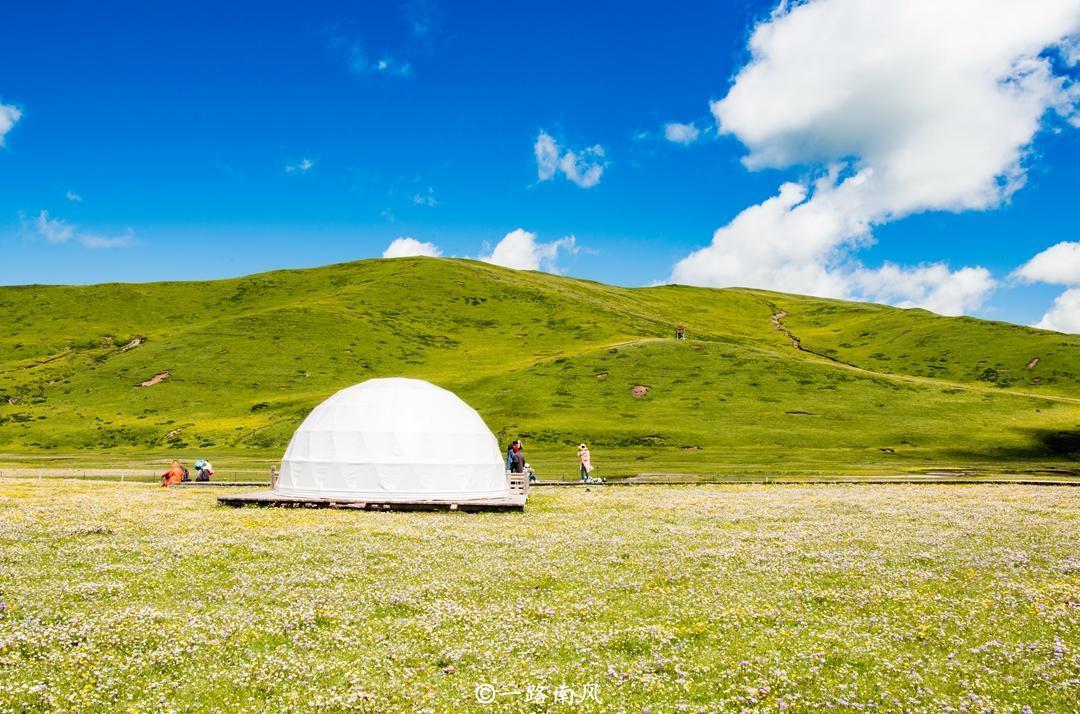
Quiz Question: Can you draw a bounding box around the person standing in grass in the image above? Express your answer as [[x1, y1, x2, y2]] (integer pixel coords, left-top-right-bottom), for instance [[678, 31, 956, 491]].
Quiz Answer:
[[506, 439, 524, 471], [511, 441, 526, 474], [505, 440, 516, 472], [578, 443, 594, 482]]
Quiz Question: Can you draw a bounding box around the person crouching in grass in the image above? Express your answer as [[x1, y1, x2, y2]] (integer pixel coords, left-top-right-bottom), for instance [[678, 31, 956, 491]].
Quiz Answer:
[[160, 459, 184, 487], [194, 459, 214, 481]]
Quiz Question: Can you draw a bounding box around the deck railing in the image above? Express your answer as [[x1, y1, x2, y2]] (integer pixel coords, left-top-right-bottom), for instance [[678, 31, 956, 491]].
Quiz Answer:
[[507, 471, 529, 496]]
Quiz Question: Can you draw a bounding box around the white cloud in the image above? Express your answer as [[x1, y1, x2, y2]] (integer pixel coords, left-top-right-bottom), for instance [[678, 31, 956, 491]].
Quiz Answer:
[[713, 1, 1080, 181], [1034, 288, 1080, 332], [382, 236, 443, 258], [669, 179, 996, 315], [65, 191, 82, 202], [558, 148, 604, 188], [28, 210, 133, 249], [0, 102, 21, 146], [671, 0, 1080, 315], [1013, 241, 1080, 285], [411, 187, 437, 206], [672, 179, 855, 297], [534, 132, 559, 181], [35, 210, 75, 244], [848, 263, 997, 316], [664, 122, 700, 145], [479, 228, 578, 272], [79, 232, 135, 249], [285, 158, 315, 174], [1061, 32, 1080, 71], [534, 131, 605, 188], [1013, 241, 1080, 331]]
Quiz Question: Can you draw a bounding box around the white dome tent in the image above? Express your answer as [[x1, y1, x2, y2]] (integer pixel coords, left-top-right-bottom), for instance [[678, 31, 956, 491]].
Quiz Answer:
[[220, 378, 527, 510]]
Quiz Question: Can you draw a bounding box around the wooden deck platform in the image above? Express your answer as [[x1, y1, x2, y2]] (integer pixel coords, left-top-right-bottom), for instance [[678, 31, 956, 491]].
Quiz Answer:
[[218, 490, 527, 512], [175, 481, 267, 488]]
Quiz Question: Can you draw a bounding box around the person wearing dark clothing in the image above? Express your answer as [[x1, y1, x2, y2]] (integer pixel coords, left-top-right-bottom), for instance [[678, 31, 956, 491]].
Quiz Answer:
[[511, 449, 526, 474], [506, 440, 522, 471]]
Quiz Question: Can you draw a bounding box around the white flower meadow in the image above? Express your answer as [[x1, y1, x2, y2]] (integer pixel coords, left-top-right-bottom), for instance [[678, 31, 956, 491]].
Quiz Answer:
[[0, 480, 1076, 711]]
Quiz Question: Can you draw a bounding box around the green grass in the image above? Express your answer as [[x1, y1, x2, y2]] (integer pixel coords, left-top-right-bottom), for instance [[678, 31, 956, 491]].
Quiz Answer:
[[0, 480, 1077, 710], [1, 257, 1078, 478]]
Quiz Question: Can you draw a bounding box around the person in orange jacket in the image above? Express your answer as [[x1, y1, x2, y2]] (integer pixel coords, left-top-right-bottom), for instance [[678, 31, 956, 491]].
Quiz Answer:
[[160, 459, 184, 487]]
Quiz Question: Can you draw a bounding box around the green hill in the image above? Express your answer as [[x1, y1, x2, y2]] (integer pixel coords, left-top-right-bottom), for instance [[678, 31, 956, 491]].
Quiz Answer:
[[1, 257, 1078, 477]]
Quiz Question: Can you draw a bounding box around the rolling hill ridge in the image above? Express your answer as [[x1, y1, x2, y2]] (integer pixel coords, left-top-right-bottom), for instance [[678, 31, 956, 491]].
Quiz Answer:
[[1, 257, 1078, 476]]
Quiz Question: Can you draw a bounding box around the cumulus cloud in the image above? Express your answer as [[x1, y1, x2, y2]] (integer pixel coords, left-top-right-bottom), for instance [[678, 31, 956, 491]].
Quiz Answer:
[[0, 102, 21, 146], [65, 190, 82, 202], [848, 263, 997, 316], [534, 131, 605, 188], [27, 210, 133, 249], [1013, 241, 1080, 332], [671, 0, 1080, 315], [479, 228, 578, 272], [673, 179, 855, 297], [664, 122, 700, 144], [285, 158, 315, 174], [382, 236, 443, 258], [1013, 241, 1080, 285], [670, 179, 996, 315], [1034, 288, 1080, 333]]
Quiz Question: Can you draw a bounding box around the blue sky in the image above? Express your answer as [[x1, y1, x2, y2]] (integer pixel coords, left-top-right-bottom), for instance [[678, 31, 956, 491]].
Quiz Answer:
[[2, 0, 1079, 329]]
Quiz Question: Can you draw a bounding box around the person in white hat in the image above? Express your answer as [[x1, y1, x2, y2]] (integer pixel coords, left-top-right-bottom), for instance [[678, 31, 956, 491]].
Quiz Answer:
[[578, 443, 594, 482]]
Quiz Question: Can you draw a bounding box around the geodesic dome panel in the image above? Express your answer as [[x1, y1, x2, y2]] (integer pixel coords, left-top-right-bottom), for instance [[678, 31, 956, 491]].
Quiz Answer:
[[277, 378, 508, 501]]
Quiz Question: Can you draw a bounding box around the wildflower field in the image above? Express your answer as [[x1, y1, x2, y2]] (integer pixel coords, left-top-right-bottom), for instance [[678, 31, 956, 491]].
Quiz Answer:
[[1, 480, 1077, 712]]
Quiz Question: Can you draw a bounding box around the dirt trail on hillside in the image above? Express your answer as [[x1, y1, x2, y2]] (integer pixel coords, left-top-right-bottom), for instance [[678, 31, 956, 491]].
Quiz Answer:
[[768, 309, 1080, 406], [770, 310, 859, 368], [0, 336, 144, 376], [519, 337, 668, 372], [0, 348, 74, 374], [514, 327, 1080, 407], [770, 311, 800, 349]]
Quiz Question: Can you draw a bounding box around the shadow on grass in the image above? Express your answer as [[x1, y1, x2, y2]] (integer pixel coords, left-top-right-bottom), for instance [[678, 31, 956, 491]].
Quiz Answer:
[[941, 428, 1080, 469]]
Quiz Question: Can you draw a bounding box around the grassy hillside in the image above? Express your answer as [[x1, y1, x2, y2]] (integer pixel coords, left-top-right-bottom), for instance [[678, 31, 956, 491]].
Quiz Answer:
[[1, 257, 1078, 477]]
